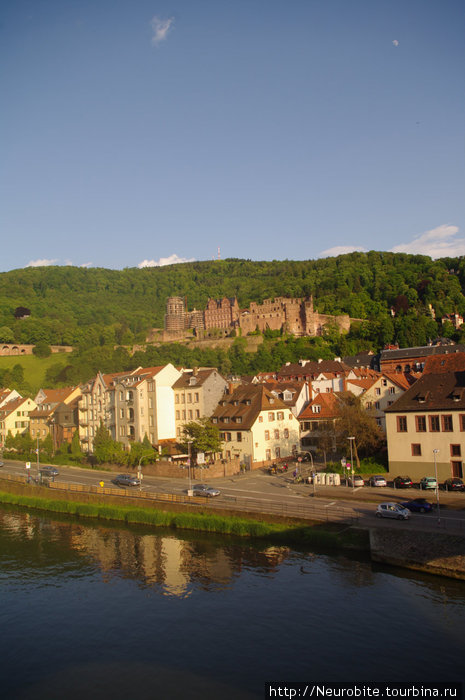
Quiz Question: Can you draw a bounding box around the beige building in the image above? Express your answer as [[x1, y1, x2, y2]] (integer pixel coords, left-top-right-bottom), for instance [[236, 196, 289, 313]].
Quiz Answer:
[[385, 353, 465, 481], [173, 368, 228, 440], [112, 364, 182, 448], [360, 372, 411, 432], [0, 397, 37, 446], [211, 384, 300, 468]]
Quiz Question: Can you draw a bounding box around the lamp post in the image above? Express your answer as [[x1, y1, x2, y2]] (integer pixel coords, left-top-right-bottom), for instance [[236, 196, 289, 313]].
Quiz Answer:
[[187, 440, 193, 495], [36, 436, 40, 481], [433, 449, 440, 525], [348, 437, 355, 490]]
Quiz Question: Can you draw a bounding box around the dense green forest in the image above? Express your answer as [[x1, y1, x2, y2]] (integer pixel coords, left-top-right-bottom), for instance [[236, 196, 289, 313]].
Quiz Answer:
[[1, 253, 464, 391]]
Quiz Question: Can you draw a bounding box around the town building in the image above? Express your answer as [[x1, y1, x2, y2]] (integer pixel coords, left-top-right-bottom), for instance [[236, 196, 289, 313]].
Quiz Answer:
[[211, 384, 300, 468], [385, 352, 465, 481], [298, 392, 342, 457], [111, 365, 182, 449], [379, 341, 465, 374], [0, 388, 22, 408], [172, 368, 228, 440], [0, 396, 37, 445], [359, 372, 411, 431]]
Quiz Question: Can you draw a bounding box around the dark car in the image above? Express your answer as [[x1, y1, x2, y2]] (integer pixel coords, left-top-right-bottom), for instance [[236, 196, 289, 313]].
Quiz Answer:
[[192, 484, 220, 497], [393, 476, 413, 489], [39, 466, 59, 478], [400, 498, 433, 513], [443, 478, 465, 492], [113, 474, 140, 487]]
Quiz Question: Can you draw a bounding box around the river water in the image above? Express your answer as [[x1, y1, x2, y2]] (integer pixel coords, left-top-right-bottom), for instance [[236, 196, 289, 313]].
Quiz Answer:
[[0, 505, 464, 700]]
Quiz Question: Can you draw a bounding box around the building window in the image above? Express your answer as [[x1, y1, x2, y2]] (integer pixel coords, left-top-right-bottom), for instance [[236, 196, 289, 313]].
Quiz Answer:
[[429, 415, 440, 432], [460, 415, 465, 431], [411, 444, 422, 456], [194, 393, 199, 403], [259, 416, 263, 423], [375, 388, 381, 396], [277, 411, 284, 420], [442, 415, 453, 432], [415, 416, 426, 432], [450, 444, 461, 457], [366, 402, 372, 410], [397, 416, 407, 432], [176, 410, 180, 420], [175, 395, 179, 404], [266, 449, 271, 461], [264, 430, 270, 440], [375, 402, 380, 410], [268, 412, 275, 422], [274, 429, 280, 439], [389, 387, 395, 394], [195, 410, 200, 418], [284, 428, 289, 439], [188, 410, 193, 420], [237, 432, 242, 442]]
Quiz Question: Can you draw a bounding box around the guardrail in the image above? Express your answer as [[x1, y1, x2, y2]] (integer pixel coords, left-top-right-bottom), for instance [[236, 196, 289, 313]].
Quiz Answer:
[[45, 481, 359, 523]]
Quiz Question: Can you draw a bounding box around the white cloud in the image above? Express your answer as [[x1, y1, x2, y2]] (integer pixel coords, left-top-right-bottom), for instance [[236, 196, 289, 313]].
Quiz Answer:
[[80, 262, 93, 268], [390, 224, 465, 258], [26, 258, 59, 267], [151, 16, 174, 45], [392, 39, 399, 47], [318, 245, 368, 258], [138, 254, 196, 268]]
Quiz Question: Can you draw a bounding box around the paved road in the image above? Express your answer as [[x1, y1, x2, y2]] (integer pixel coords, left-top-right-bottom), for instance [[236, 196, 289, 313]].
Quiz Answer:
[[1, 459, 464, 533]]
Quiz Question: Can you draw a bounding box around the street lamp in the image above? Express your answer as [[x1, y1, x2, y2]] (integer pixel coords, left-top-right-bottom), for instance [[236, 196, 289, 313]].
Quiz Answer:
[[433, 449, 440, 525], [187, 440, 193, 495], [348, 437, 355, 490]]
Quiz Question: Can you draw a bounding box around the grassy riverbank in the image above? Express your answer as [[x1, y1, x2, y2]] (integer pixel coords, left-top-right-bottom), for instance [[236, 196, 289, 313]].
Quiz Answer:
[[0, 488, 368, 550]]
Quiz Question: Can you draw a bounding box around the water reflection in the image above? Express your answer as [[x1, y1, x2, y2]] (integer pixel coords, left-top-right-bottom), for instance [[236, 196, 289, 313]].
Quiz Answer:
[[0, 505, 464, 699]]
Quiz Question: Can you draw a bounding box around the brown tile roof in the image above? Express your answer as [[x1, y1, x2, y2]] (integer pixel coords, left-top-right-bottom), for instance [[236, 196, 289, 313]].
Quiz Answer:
[[385, 352, 465, 413], [298, 392, 342, 420], [278, 360, 351, 379], [37, 387, 76, 404], [173, 369, 221, 389], [212, 384, 289, 431]]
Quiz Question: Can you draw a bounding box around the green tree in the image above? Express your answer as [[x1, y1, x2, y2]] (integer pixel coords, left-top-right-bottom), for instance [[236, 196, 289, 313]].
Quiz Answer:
[[181, 418, 223, 462]]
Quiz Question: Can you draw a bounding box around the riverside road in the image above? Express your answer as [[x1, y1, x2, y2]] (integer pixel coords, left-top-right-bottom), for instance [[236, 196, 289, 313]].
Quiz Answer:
[[1, 459, 464, 533]]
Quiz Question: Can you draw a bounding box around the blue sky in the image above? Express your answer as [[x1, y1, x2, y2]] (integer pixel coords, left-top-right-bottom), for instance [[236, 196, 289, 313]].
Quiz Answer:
[[1, 0, 464, 272]]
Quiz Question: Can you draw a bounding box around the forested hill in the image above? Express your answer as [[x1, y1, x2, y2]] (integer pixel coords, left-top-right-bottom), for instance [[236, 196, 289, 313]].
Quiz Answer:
[[0, 252, 464, 348]]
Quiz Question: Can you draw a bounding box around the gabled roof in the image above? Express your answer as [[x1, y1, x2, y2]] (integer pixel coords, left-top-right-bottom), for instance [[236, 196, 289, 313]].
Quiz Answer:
[[298, 392, 342, 420], [212, 385, 289, 431], [385, 352, 465, 413], [35, 387, 78, 405], [0, 396, 35, 418], [173, 368, 224, 389]]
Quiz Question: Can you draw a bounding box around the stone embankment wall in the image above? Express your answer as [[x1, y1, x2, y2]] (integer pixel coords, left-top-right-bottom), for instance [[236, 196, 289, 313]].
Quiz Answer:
[[369, 528, 465, 580]]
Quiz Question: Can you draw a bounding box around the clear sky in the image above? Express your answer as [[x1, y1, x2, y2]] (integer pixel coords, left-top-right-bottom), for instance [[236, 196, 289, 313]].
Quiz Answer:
[[1, 0, 464, 272]]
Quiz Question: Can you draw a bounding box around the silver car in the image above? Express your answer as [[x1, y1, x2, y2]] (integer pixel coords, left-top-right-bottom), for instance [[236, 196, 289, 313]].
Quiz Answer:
[[420, 477, 437, 490], [113, 474, 141, 487], [376, 502, 410, 520], [370, 475, 387, 487], [192, 484, 221, 497]]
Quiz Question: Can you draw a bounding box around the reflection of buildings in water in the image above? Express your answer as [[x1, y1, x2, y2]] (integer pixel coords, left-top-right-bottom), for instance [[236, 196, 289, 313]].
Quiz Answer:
[[68, 527, 240, 596]]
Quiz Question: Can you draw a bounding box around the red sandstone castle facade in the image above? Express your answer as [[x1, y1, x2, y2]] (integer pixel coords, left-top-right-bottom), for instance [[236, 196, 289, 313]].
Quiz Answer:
[[164, 296, 351, 339]]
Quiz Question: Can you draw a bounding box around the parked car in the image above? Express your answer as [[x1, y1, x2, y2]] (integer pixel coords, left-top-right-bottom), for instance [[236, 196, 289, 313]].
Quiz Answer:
[[39, 466, 59, 478], [443, 478, 465, 492], [113, 474, 140, 487], [369, 475, 387, 487], [393, 475, 413, 489], [376, 502, 410, 520], [420, 476, 437, 490], [400, 498, 433, 513], [192, 484, 220, 497], [348, 475, 365, 487]]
